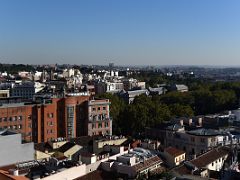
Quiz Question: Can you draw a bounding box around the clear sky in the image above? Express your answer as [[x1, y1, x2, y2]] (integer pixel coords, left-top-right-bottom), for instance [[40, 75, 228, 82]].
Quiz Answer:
[[0, 0, 240, 66]]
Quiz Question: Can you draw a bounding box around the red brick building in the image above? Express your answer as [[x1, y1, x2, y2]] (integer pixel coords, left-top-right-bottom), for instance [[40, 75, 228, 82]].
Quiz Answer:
[[0, 96, 89, 143], [0, 95, 112, 143]]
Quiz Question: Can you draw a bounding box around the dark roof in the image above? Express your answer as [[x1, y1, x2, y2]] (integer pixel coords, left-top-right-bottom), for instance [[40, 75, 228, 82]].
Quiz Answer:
[[80, 152, 94, 157], [173, 147, 230, 176], [165, 147, 185, 157], [70, 136, 96, 146], [166, 124, 183, 131], [187, 128, 219, 136], [34, 142, 53, 152], [58, 142, 76, 153], [0, 129, 17, 136], [191, 147, 229, 168]]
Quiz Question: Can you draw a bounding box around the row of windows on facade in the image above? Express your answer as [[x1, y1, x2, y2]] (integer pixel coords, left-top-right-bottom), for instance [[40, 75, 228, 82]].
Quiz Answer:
[[92, 122, 109, 129], [91, 114, 108, 121], [92, 130, 110, 135], [92, 106, 107, 112], [211, 158, 224, 166], [168, 133, 215, 143], [0, 124, 22, 130], [175, 155, 185, 163], [0, 122, 32, 130], [190, 137, 216, 143], [0, 115, 28, 122]]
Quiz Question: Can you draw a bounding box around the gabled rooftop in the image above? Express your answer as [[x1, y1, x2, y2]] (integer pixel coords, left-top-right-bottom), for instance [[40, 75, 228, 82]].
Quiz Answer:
[[165, 147, 185, 157]]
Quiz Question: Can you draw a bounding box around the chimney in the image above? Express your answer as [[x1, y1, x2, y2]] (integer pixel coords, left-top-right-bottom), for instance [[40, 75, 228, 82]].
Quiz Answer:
[[180, 120, 184, 126], [198, 117, 202, 127], [189, 118, 193, 126]]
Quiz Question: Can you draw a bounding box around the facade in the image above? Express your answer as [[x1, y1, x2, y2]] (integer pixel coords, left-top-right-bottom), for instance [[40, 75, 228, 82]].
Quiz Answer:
[[0, 95, 112, 143], [0, 95, 114, 143], [0, 129, 34, 167], [11, 82, 35, 99], [163, 147, 185, 167], [165, 128, 222, 158], [87, 99, 112, 136], [173, 147, 230, 179], [0, 103, 34, 142], [0, 90, 10, 98], [169, 84, 188, 92], [119, 89, 149, 104]]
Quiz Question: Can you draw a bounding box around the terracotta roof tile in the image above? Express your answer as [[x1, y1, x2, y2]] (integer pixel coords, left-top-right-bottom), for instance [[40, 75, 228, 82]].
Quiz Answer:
[[165, 147, 185, 157], [191, 147, 229, 168]]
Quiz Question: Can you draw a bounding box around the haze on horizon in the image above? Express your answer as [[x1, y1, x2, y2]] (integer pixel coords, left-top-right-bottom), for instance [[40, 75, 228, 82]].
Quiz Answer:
[[1, 0, 240, 66]]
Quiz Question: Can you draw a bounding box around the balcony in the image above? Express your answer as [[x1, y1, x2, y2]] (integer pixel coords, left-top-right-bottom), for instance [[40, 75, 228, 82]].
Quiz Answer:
[[88, 117, 112, 122]]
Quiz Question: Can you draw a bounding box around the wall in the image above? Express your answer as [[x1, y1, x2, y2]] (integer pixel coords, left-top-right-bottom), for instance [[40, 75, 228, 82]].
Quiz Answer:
[[0, 133, 34, 166], [42, 164, 87, 180], [206, 155, 228, 171], [93, 138, 127, 153], [0, 104, 33, 142]]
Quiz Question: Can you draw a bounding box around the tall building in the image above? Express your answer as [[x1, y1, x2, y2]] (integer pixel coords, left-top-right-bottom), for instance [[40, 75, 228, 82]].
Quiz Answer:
[[86, 99, 112, 136], [0, 95, 112, 143]]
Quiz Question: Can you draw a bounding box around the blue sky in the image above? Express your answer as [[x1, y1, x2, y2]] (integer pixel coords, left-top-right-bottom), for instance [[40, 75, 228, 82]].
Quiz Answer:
[[0, 0, 240, 66]]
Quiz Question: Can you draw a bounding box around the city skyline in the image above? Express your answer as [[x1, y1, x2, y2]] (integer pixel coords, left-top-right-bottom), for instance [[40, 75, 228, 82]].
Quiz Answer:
[[1, 0, 240, 66]]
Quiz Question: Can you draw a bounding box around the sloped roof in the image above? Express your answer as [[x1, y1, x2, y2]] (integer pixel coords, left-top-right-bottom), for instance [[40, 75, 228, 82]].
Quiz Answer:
[[165, 147, 185, 157], [191, 147, 229, 168], [132, 156, 162, 172]]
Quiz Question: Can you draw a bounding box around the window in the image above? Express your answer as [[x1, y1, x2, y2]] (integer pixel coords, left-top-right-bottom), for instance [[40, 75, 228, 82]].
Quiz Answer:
[[9, 117, 12, 121], [98, 123, 102, 128], [3, 117, 7, 122], [0, 118, 2, 122], [19, 125, 22, 129], [191, 137, 195, 142], [92, 123, 95, 129], [98, 107, 101, 111], [48, 113, 54, 118], [28, 123, 32, 128], [103, 107, 106, 110], [92, 108, 96, 111], [18, 116, 22, 121], [105, 122, 109, 127], [212, 162, 214, 166], [28, 115, 32, 120]]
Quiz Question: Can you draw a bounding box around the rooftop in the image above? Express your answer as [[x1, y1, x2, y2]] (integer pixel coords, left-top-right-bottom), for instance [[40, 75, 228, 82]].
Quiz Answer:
[[58, 142, 76, 153], [0, 129, 17, 136], [191, 147, 229, 168], [165, 147, 185, 157], [132, 156, 162, 172], [187, 128, 220, 136]]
